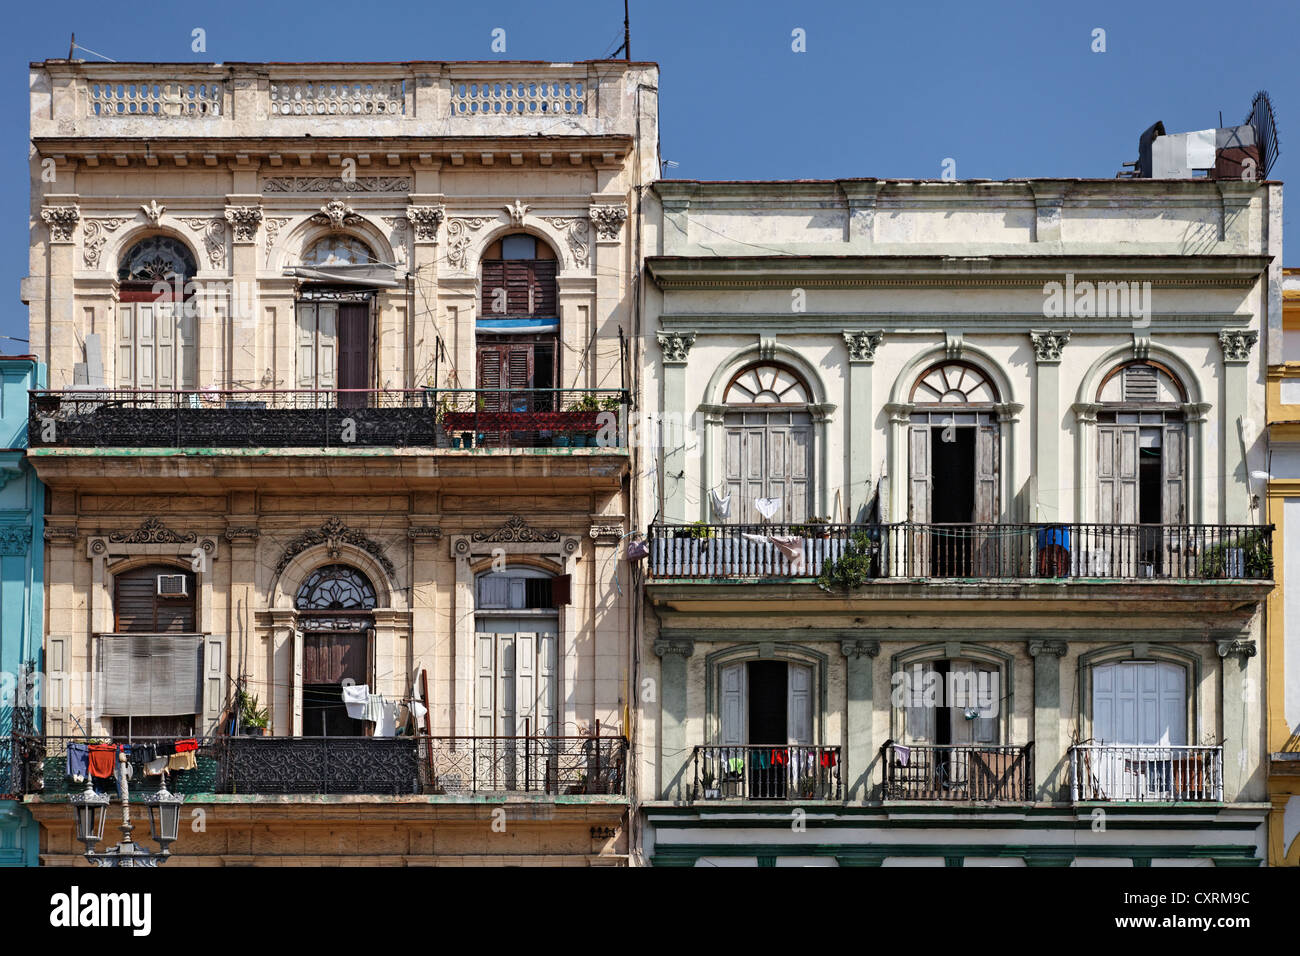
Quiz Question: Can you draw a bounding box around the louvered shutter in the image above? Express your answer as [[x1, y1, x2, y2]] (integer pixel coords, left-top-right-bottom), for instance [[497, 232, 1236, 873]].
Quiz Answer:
[[506, 346, 532, 388], [909, 426, 931, 522], [478, 574, 509, 608], [538, 634, 557, 737], [296, 303, 317, 387], [46, 635, 69, 738], [974, 422, 999, 522], [481, 260, 506, 317], [100, 634, 202, 717], [136, 303, 155, 387], [720, 663, 745, 746], [156, 302, 175, 389], [723, 424, 744, 525], [787, 664, 813, 746], [515, 632, 536, 734], [117, 305, 135, 387], [1163, 423, 1186, 524], [789, 425, 811, 524], [903, 663, 937, 744], [177, 310, 197, 389], [497, 635, 516, 737], [316, 303, 338, 389], [475, 632, 495, 737], [202, 633, 226, 736]]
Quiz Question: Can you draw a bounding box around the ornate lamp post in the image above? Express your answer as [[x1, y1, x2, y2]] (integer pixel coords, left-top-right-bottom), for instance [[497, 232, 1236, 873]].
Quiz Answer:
[[68, 747, 182, 866]]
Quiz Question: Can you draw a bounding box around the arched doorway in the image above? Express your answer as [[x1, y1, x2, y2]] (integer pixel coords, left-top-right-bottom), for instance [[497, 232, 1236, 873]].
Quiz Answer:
[[295, 564, 376, 736], [720, 363, 813, 524], [296, 234, 377, 407], [116, 235, 198, 390]]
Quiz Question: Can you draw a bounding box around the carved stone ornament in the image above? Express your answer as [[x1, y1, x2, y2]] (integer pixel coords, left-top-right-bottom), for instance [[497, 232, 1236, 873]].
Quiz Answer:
[[445, 217, 490, 270], [839, 639, 881, 659], [653, 638, 694, 659], [43, 524, 77, 542], [657, 330, 696, 364], [108, 516, 197, 544], [1029, 329, 1071, 362], [842, 330, 883, 363], [263, 176, 410, 193], [224, 205, 264, 242], [140, 200, 166, 226], [180, 217, 228, 270], [1216, 638, 1258, 659], [82, 218, 127, 269], [275, 517, 394, 576], [1028, 639, 1068, 657], [588, 204, 628, 239], [471, 515, 560, 543], [42, 205, 80, 242], [546, 217, 590, 266], [406, 205, 446, 242], [263, 217, 291, 266], [223, 527, 261, 542], [0, 526, 29, 556], [504, 199, 530, 226], [311, 199, 363, 230], [381, 216, 409, 264], [406, 526, 444, 540], [1218, 329, 1258, 363], [588, 523, 623, 539]]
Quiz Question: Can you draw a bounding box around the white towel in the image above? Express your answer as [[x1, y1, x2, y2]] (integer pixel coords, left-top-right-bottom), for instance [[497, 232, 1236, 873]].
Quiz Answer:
[[341, 683, 369, 720], [755, 496, 782, 520], [709, 488, 732, 519], [410, 699, 428, 724], [373, 698, 398, 737], [768, 535, 806, 569]]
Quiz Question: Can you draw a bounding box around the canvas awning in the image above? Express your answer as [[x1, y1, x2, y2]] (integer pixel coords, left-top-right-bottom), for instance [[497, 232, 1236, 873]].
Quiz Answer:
[[283, 263, 403, 288]]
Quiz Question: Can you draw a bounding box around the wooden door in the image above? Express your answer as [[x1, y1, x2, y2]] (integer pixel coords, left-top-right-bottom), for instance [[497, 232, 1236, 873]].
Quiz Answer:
[[337, 304, 369, 406]]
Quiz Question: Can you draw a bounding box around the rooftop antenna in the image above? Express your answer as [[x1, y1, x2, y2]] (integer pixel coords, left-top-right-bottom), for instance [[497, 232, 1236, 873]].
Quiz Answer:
[[609, 0, 631, 60], [68, 32, 74, 60]]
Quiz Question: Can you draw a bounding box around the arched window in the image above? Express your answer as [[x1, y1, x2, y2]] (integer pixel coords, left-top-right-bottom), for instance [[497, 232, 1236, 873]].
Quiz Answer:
[[907, 361, 1001, 526], [473, 567, 560, 743], [301, 234, 375, 266], [295, 565, 377, 737], [476, 234, 558, 423], [720, 363, 813, 524], [909, 362, 999, 405], [1095, 361, 1187, 530], [115, 236, 199, 390]]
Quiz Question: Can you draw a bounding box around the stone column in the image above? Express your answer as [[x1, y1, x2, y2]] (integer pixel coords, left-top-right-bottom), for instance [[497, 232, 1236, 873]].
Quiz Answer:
[[996, 403, 1025, 522], [589, 202, 628, 386], [883, 403, 914, 523], [39, 201, 80, 386], [654, 638, 694, 800], [657, 331, 695, 522], [1072, 403, 1100, 522], [407, 199, 445, 388], [1219, 330, 1259, 524], [223, 200, 263, 389], [1029, 331, 1071, 521], [223, 521, 259, 704], [841, 639, 879, 801], [407, 522, 442, 730], [1029, 639, 1067, 800], [1182, 402, 1213, 525], [1218, 638, 1260, 801], [842, 331, 882, 521]]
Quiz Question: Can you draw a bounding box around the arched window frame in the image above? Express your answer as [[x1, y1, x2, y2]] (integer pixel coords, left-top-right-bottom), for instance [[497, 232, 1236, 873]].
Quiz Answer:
[[300, 234, 376, 266]]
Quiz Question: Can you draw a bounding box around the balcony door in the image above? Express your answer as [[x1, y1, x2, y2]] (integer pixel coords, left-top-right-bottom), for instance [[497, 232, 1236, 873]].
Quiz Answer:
[[720, 364, 814, 525], [116, 235, 199, 391], [295, 565, 377, 737], [296, 301, 370, 404], [1090, 661, 1187, 800], [719, 661, 813, 747]]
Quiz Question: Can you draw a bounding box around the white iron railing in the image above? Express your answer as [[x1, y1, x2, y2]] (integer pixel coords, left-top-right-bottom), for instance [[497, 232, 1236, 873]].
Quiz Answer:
[[1070, 744, 1223, 802]]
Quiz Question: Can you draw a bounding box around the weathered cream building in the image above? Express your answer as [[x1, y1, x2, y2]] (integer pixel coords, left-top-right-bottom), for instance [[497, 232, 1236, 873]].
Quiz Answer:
[[636, 176, 1279, 866], [23, 58, 657, 865]]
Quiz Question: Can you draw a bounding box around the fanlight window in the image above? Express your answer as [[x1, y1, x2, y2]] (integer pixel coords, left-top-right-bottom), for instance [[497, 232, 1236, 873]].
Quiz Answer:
[[118, 236, 198, 283], [1097, 362, 1187, 405], [301, 235, 375, 266], [723, 364, 811, 405], [910, 362, 998, 405], [295, 565, 377, 611]]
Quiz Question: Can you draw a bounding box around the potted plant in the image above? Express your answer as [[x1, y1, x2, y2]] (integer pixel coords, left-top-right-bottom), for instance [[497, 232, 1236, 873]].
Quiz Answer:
[[797, 774, 820, 799], [238, 691, 269, 736], [816, 529, 881, 590]]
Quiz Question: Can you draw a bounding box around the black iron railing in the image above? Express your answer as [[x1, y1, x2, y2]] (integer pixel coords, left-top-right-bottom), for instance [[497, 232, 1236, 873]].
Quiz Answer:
[[1069, 744, 1223, 802], [880, 741, 1033, 801], [28, 388, 629, 450], [647, 522, 1273, 582], [692, 745, 842, 801], [23, 733, 627, 798]]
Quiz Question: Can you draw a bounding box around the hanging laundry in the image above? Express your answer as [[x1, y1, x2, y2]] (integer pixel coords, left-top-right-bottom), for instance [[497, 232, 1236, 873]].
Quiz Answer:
[[768, 535, 806, 569], [409, 698, 428, 725], [754, 496, 782, 520], [373, 698, 398, 737], [364, 693, 385, 725], [342, 683, 370, 720], [894, 744, 911, 767], [753, 749, 770, 770], [144, 756, 168, 777], [88, 744, 118, 780], [66, 742, 89, 783], [771, 748, 789, 766], [709, 488, 732, 520], [727, 756, 745, 774], [167, 750, 197, 772], [157, 741, 176, 757], [173, 738, 198, 754], [819, 750, 838, 769]]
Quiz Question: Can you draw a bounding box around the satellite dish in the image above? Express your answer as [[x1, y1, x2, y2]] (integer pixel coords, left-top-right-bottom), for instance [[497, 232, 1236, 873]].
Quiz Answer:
[[1246, 91, 1280, 179]]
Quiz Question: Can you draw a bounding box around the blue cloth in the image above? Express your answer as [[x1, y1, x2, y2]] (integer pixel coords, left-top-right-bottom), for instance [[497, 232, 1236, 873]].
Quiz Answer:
[[66, 742, 89, 782], [1037, 526, 1070, 550]]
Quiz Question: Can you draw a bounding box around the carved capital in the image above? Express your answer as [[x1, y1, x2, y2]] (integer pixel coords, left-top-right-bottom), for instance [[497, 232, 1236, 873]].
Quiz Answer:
[[1028, 639, 1068, 658], [1029, 329, 1071, 363], [840, 639, 880, 659], [223, 527, 260, 543], [842, 330, 883, 363], [0, 527, 29, 555], [589, 523, 623, 539], [588, 204, 628, 239], [657, 330, 696, 364], [1218, 329, 1258, 363], [654, 638, 694, 659], [224, 205, 263, 242], [43, 524, 78, 542], [406, 204, 446, 242], [42, 205, 80, 242], [1216, 638, 1257, 659], [406, 526, 444, 540]]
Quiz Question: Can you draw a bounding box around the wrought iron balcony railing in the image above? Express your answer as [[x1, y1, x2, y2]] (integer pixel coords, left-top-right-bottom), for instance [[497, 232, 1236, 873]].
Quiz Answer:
[[28, 388, 629, 450], [880, 740, 1033, 802], [692, 745, 842, 801], [647, 522, 1273, 582], [24, 733, 627, 798], [1069, 744, 1224, 803]]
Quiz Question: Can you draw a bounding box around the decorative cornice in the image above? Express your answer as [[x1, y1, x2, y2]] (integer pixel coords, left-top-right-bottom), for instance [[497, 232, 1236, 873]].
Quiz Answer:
[[275, 517, 394, 576], [840, 639, 880, 659], [545, 217, 590, 267], [654, 638, 695, 659], [1218, 329, 1258, 363], [263, 175, 410, 193], [406, 526, 444, 540], [1216, 638, 1257, 659], [504, 199, 530, 226], [179, 216, 228, 270], [657, 330, 696, 364], [310, 199, 362, 230], [140, 199, 166, 226], [842, 329, 883, 363], [588, 204, 628, 239], [471, 515, 560, 543], [109, 517, 197, 544], [42, 204, 80, 242], [1028, 639, 1068, 658], [406, 204, 446, 242], [224, 205, 263, 242], [1029, 329, 1071, 363], [82, 217, 127, 269]]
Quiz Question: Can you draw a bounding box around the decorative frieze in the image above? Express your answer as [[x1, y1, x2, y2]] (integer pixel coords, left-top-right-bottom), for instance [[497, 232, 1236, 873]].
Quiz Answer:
[[657, 330, 696, 364], [406, 205, 446, 242], [842, 330, 883, 363], [588, 204, 628, 239], [42, 205, 80, 242], [275, 517, 394, 577], [471, 515, 560, 543], [1218, 329, 1258, 363], [224, 205, 263, 242], [263, 176, 410, 193], [109, 517, 197, 544], [1029, 329, 1071, 363]]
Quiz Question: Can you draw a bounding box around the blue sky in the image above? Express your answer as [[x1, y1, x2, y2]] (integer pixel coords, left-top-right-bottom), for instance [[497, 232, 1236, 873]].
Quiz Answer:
[[5, 0, 1298, 346]]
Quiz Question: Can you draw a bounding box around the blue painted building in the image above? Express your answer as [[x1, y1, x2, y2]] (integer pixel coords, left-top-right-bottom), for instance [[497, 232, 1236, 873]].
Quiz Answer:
[[0, 356, 44, 866]]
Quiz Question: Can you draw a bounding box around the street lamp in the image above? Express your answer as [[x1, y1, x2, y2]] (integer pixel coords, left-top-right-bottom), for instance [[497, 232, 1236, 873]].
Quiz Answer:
[[68, 747, 182, 866]]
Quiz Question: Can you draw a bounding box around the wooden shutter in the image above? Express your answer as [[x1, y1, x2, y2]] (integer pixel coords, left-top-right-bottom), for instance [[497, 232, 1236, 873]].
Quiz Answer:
[[296, 303, 317, 387], [202, 633, 227, 736], [787, 664, 813, 746], [974, 421, 999, 522], [515, 632, 536, 734], [767, 426, 789, 521], [908, 426, 931, 522], [338, 304, 369, 392], [720, 663, 746, 746], [1092, 662, 1118, 744], [177, 310, 197, 389], [117, 304, 135, 386], [506, 346, 532, 388], [481, 260, 506, 317], [538, 634, 557, 737], [1163, 423, 1186, 524], [723, 424, 744, 525], [789, 425, 811, 524], [1154, 662, 1187, 746], [316, 303, 338, 389], [475, 632, 495, 737], [46, 635, 70, 738], [478, 574, 509, 608], [903, 663, 937, 744], [136, 303, 156, 387], [948, 663, 997, 744], [99, 634, 202, 717], [551, 574, 572, 607], [1097, 425, 1140, 524], [156, 303, 175, 389], [497, 635, 516, 736], [744, 428, 765, 521]]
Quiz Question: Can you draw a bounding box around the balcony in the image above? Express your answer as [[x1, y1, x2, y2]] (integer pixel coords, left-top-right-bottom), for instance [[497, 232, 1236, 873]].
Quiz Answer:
[[1069, 744, 1223, 802], [691, 745, 842, 801], [27, 734, 627, 798], [880, 741, 1033, 802], [647, 522, 1274, 583], [29, 388, 628, 451]]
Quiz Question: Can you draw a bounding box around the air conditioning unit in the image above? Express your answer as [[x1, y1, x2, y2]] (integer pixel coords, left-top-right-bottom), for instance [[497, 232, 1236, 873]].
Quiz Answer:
[[157, 574, 188, 597]]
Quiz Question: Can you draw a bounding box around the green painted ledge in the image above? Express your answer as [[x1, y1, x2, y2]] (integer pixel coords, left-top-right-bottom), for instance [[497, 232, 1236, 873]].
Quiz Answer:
[[28, 793, 629, 806], [28, 446, 628, 457]]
